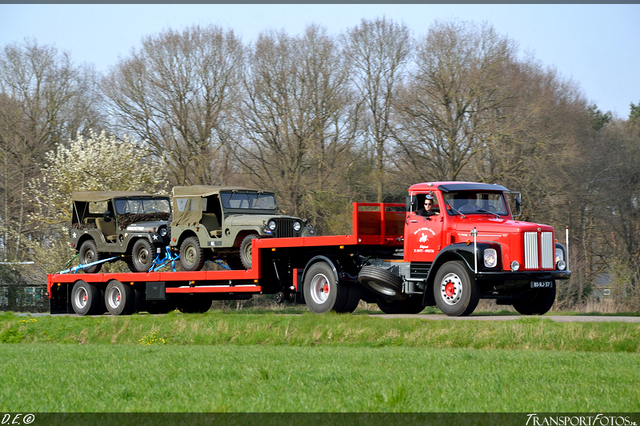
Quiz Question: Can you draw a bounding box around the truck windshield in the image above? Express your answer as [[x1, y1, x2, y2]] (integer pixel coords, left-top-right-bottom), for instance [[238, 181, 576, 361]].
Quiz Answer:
[[114, 198, 171, 215], [443, 192, 508, 216], [220, 192, 277, 210]]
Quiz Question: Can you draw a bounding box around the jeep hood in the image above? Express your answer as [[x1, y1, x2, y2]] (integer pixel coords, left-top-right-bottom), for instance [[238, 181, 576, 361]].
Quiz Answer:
[[224, 214, 301, 227]]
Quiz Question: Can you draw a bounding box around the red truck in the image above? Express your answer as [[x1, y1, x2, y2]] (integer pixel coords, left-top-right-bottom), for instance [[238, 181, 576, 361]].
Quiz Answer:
[[47, 181, 570, 317]]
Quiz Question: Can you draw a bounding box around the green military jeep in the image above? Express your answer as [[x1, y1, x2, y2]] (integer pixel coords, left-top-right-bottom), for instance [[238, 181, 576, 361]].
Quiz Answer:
[[169, 186, 315, 270], [69, 191, 172, 273]]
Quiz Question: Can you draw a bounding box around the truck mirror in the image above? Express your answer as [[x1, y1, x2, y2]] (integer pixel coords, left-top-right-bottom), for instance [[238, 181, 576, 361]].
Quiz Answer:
[[405, 194, 417, 213], [514, 194, 522, 217], [103, 211, 113, 223]]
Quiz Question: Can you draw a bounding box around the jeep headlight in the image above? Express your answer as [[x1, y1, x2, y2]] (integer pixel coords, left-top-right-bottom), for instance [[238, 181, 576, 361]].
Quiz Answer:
[[484, 249, 497, 268], [159, 226, 168, 237], [268, 220, 277, 231], [293, 221, 301, 232]]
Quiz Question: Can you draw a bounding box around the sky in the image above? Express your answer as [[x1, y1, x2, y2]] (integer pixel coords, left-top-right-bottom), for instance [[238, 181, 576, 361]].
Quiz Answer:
[[1, 4, 639, 118]]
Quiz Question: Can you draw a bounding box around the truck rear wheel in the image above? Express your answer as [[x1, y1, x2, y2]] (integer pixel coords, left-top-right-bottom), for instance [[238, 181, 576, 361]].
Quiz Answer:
[[105, 280, 135, 316], [303, 262, 350, 314], [71, 280, 104, 316], [433, 261, 479, 316], [513, 286, 556, 315], [180, 236, 205, 271]]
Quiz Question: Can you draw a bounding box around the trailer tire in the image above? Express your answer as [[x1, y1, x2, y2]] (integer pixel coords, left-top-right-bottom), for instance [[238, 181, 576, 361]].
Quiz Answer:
[[433, 261, 479, 316], [78, 239, 103, 273], [358, 266, 405, 300], [303, 262, 349, 314], [240, 234, 259, 269], [180, 236, 205, 271], [131, 239, 154, 272], [513, 286, 556, 315], [71, 280, 104, 316], [376, 295, 424, 314], [105, 280, 135, 316]]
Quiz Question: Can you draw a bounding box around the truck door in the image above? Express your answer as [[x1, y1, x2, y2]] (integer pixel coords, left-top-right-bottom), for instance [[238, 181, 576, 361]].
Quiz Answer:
[[404, 191, 445, 263]]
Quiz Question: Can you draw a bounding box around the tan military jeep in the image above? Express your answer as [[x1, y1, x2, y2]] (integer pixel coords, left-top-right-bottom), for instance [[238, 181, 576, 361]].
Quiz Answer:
[[169, 186, 315, 270]]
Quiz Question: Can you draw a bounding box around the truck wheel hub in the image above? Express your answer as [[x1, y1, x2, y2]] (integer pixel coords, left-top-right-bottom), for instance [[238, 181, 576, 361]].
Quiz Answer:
[[440, 273, 463, 305]]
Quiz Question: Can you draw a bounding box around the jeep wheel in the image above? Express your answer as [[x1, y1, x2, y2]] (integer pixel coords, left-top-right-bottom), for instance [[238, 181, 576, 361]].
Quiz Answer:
[[78, 240, 103, 273], [131, 239, 154, 272], [180, 236, 205, 271], [240, 234, 260, 269]]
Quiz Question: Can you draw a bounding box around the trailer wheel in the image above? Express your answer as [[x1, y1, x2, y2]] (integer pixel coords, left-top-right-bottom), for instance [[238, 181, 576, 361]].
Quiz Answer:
[[376, 295, 424, 314], [71, 280, 104, 316], [131, 239, 154, 272], [78, 239, 103, 273], [303, 262, 349, 314], [433, 261, 479, 316], [240, 234, 259, 269], [180, 236, 205, 271], [358, 266, 405, 300], [513, 286, 556, 315], [105, 280, 135, 316]]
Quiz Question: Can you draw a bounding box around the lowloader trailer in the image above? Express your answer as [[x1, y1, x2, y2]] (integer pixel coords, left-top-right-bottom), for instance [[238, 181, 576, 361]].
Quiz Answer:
[[47, 182, 571, 317]]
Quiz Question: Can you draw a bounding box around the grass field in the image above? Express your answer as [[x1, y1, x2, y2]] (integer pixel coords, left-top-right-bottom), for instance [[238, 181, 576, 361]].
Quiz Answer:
[[1, 311, 639, 413]]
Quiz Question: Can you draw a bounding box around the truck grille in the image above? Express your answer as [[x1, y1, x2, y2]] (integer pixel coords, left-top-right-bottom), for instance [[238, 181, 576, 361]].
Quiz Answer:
[[272, 219, 297, 238], [524, 231, 554, 270]]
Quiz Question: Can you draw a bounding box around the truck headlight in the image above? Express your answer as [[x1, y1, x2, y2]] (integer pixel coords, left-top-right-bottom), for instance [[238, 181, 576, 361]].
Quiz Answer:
[[511, 261, 520, 272], [555, 247, 566, 270], [268, 220, 277, 231], [293, 221, 301, 232], [484, 249, 497, 268]]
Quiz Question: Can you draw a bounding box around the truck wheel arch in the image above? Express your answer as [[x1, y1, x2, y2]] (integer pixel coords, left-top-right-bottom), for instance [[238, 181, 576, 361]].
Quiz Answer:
[[423, 245, 476, 307]]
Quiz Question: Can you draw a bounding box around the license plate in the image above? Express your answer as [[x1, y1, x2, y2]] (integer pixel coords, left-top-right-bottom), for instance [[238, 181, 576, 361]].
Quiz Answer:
[[531, 281, 553, 288]]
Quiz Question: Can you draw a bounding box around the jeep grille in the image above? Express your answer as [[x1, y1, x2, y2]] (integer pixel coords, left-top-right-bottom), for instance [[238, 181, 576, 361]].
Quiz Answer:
[[524, 231, 554, 270], [272, 219, 298, 238]]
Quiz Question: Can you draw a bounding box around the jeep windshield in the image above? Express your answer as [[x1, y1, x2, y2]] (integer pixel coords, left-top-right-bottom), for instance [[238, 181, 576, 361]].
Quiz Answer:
[[443, 192, 508, 216], [220, 192, 277, 210], [114, 197, 171, 215]]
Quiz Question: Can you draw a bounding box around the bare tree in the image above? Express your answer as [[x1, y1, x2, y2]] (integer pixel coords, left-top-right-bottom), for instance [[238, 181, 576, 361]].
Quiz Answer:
[[0, 39, 102, 261], [234, 25, 359, 233], [346, 17, 411, 202], [102, 25, 244, 185], [394, 20, 518, 182]]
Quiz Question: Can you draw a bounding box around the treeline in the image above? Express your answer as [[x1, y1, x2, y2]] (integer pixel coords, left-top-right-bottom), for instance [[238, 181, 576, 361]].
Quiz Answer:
[[1, 18, 638, 309]]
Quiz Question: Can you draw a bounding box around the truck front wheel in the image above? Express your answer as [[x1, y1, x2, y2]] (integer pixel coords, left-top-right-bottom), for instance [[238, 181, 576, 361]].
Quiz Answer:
[[433, 261, 479, 317], [512, 286, 556, 315], [303, 262, 350, 314]]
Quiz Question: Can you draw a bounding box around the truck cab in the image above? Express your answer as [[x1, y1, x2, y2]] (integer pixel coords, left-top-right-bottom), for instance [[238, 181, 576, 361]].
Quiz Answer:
[[358, 182, 570, 316]]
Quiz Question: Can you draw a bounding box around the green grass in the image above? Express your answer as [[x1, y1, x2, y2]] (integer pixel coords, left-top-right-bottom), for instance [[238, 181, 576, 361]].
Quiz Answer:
[[1, 344, 638, 412], [1, 312, 638, 413], [1, 311, 639, 352]]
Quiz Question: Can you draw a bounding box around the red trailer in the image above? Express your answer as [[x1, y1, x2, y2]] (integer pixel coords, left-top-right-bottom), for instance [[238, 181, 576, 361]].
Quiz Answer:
[[47, 182, 571, 317]]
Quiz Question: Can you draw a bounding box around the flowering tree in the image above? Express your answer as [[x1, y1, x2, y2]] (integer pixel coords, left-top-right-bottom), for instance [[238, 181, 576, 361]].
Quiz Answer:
[[28, 130, 168, 229]]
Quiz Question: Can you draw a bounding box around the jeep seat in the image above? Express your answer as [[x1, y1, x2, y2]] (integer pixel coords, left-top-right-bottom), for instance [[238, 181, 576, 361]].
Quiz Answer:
[[96, 218, 117, 242], [201, 213, 222, 238]]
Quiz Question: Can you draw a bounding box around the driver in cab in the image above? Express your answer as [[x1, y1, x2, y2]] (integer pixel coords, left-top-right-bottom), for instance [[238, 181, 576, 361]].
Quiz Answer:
[[417, 195, 437, 218]]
